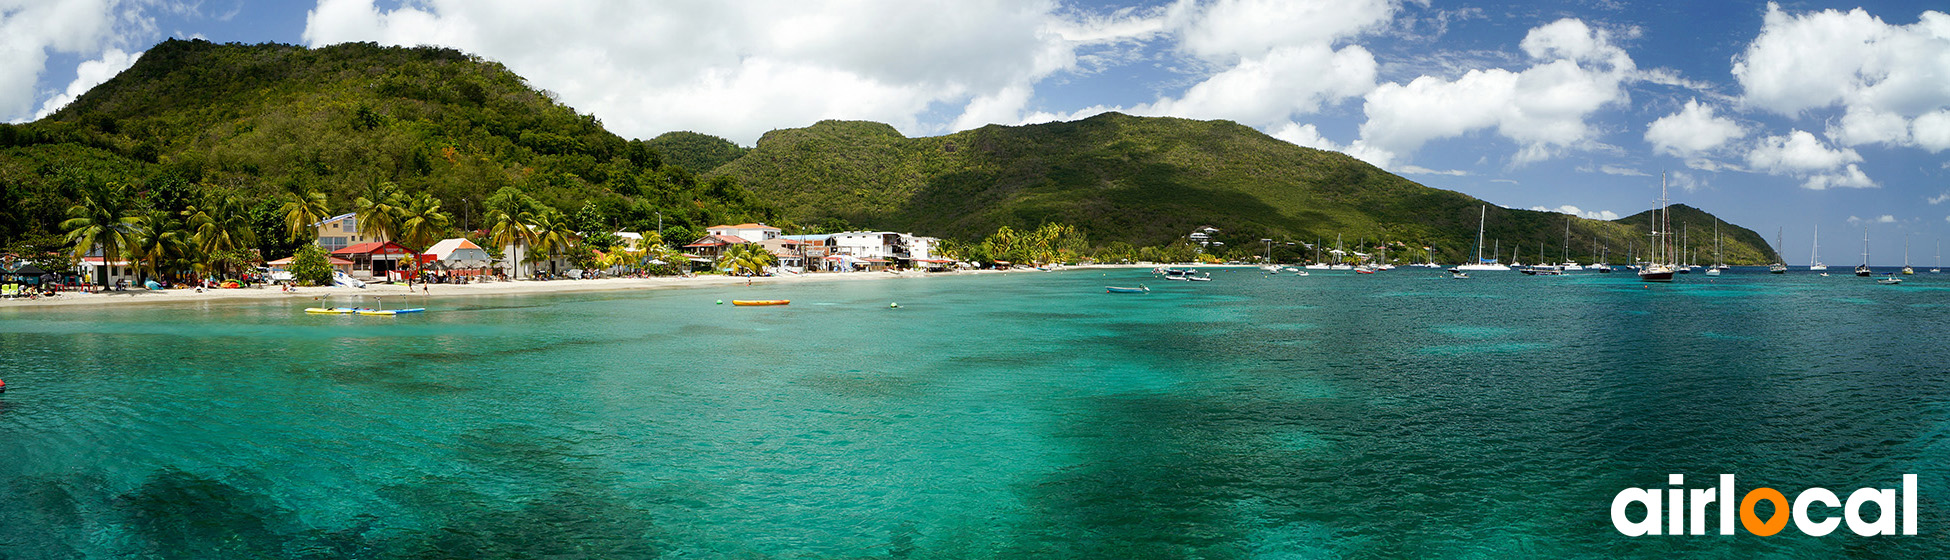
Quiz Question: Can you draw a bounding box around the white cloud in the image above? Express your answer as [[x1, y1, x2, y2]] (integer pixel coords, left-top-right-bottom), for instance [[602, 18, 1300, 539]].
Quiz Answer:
[[1529, 205, 1619, 220], [0, 0, 155, 122], [1932, 192, 1950, 205], [303, 0, 1111, 144], [1356, 18, 1636, 166], [1745, 129, 1876, 189], [1397, 165, 1468, 176], [1645, 98, 1744, 156], [1667, 170, 1706, 192], [32, 48, 141, 120], [1269, 121, 1402, 170], [1598, 165, 1648, 177], [1135, 43, 1377, 127], [1915, 110, 1950, 152], [1733, 4, 1950, 150], [1848, 215, 1898, 224]]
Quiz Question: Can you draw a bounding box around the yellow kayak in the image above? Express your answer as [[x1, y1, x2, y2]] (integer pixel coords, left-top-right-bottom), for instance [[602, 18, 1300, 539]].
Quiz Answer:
[[731, 299, 790, 306], [304, 307, 364, 314]]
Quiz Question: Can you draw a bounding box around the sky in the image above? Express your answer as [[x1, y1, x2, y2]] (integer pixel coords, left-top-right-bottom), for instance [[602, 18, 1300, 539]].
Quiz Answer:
[[4, 0, 1949, 265]]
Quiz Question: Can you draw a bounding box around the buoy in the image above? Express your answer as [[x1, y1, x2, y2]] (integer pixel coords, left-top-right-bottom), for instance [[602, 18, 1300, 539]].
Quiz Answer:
[[1, 378, 7, 392], [890, 302, 900, 308], [716, 300, 724, 305]]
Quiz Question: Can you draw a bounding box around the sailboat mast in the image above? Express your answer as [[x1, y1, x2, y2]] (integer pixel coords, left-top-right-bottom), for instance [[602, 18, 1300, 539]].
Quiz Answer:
[[1475, 205, 1487, 264]]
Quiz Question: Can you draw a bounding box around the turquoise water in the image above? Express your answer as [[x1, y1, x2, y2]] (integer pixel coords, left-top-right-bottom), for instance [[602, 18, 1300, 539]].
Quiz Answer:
[[2, 268, 1948, 558]]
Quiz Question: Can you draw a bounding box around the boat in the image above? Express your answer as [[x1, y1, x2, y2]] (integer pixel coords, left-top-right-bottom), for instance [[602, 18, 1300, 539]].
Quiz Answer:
[[732, 299, 791, 306], [1809, 225, 1827, 271], [1768, 227, 1787, 273], [1450, 270, 1469, 279], [1933, 239, 1941, 273], [1105, 285, 1149, 293], [304, 307, 367, 314], [1856, 226, 1873, 277], [1456, 206, 1513, 271], [1187, 273, 1212, 281], [358, 308, 426, 316], [1877, 274, 1903, 285], [1902, 235, 1914, 275], [1292, 270, 1309, 276], [1638, 173, 1676, 282], [1706, 221, 1725, 276]]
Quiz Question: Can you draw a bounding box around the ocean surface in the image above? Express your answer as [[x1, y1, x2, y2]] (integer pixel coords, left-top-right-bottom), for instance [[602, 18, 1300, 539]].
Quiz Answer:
[[2, 267, 1948, 558]]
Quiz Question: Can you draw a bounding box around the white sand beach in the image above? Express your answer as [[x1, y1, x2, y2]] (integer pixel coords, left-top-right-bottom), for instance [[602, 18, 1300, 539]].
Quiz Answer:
[[0, 265, 1160, 309]]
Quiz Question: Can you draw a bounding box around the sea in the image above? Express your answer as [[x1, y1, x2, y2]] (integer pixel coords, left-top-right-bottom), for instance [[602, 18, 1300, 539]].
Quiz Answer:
[[2, 266, 1948, 558]]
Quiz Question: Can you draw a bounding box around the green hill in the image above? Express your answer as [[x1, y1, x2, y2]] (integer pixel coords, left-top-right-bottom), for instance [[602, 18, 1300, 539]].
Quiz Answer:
[[706, 113, 1783, 264], [1, 39, 775, 255]]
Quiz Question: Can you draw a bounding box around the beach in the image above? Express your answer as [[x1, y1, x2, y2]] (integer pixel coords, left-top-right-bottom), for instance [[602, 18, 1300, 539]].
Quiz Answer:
[[0, 265, 1159, 309]]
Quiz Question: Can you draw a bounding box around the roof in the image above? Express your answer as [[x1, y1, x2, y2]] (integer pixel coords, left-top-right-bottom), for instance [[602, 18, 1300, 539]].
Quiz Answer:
[[683, 234, 752, 248], [267, 256, 354, 266], [332, 241, 414, 256], [310, 212, 357, 228], [424, 238, 484, 257], [708, 223, 781, 231], [80, 257, 134, 266]]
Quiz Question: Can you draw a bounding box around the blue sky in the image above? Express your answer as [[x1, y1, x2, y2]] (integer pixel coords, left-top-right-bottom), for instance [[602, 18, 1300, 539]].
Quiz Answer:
[[6, 0, 1949, 265]]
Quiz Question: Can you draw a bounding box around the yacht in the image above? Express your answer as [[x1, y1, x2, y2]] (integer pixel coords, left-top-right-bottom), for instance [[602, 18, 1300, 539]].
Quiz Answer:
[[1638, 173, 1676, 282], [1856, 226, 1872, 277], [1809, 225, 1827, 271], [1455, 205, 1513, 271]]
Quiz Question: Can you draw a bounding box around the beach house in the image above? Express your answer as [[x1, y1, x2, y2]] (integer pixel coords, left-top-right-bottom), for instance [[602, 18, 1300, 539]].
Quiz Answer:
[[332, 241, 414, 280], [312, 213, 386, 252], [707, 223, 781, 242]]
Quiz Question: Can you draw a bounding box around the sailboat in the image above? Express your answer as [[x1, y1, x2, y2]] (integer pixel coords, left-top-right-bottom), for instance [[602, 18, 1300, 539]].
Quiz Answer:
[[1330, 234, 1353, 270], [1934, 239, 1941, 274], [1306, 238, 1331, 270], [1561, 218, 1582, 270], [1455, 206, 1512, 271], [1769, 227, 1787, 273], [1855, 226, 1872, 277], [1638, 173, 1676, 282], [1706, 222, 1724, 276], [1809, 225, 1827, 271], [1903, 235, 1914, 275]]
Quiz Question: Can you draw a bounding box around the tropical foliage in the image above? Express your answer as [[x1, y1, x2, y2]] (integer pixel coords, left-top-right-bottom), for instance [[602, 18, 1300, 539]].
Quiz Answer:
[[287, 243, 333, 286], [719, 243, 777, 276]]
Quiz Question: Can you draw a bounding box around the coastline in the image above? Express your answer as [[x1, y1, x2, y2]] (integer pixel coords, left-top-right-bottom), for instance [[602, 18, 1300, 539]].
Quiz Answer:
[[0, 264, 1165, 310]]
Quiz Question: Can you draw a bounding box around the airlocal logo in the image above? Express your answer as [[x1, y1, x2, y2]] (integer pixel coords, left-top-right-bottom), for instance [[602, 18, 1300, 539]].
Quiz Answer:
[[1612, 474, 1917, 536]]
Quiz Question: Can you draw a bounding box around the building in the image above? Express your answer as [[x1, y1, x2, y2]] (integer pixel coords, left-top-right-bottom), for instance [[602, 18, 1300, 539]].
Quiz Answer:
[[778, 234, 834, 271], [829, 231, 940, 268], [313, 213, 387, 252], [682, 234, 753, 261], [332, 241, 415, 280], [756, 237, 810, 270], [706, 223, 782, 242], [77, 257, 139, 286]]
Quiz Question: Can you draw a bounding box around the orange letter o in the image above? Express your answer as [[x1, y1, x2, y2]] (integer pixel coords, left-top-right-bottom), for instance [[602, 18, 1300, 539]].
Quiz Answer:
[[1741, 488, 1790, 536]]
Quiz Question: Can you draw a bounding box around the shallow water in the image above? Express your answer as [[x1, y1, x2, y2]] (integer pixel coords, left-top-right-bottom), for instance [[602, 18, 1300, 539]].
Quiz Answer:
[[2, 267, 1948, 558]]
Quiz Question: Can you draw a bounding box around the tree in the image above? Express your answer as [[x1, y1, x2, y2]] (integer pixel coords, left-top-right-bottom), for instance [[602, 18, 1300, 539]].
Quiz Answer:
[[395, 193, 452, 252], [182, 193, 258, 278], [129, 209, 189, 282], [485, 187, 539, 278], [61, 181, 142, 286], [281, 190, 330, 242], [353, 181, 403, 243], [720, 243, 777, 276], [527, 208, 575, 275], [288, 243, 333, 286]]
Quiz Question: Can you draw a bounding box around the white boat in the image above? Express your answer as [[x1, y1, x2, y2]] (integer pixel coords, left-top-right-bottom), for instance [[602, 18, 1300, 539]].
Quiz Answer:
[[1768, 227, 1787, 273], [1809, 225, 1827, 271], [1902, 235, 1914, 275], [1450, 270, 1469, 279], [1878, 275, 1903, 285], [1705, 221, 1724, 275], [1456, 205, 1512, 271], [1638, 173, 1676, 282], [1933, 239, 1941, 273], [1292, 270, 1309, 277]]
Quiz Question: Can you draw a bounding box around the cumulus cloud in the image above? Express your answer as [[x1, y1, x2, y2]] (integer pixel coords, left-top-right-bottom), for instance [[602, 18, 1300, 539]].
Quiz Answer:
[[1356, 18, 1637, 167], [32, 48, 142, 120], [1733, 3, 1950, 149], [304, 0, 1107, 143], [0, 0, 155, 122], [1849, 215, 1897, 224], [1529, 205, 1619, 220], [1745, 130, 1875, 189], [1645, 98, 1744, 156], [1929, 191, 1950, 205]]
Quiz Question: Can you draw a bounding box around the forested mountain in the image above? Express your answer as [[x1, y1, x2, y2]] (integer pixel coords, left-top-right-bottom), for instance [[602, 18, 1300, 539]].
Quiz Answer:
[[1, 38, 775, 258], [700, 113, 1781, 264]]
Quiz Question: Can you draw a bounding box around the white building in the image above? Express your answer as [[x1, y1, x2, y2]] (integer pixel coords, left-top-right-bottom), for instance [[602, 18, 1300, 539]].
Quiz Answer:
[[706, 223, 782, 242], [828, 231, 940, 266], [313, 213, 385, 252]]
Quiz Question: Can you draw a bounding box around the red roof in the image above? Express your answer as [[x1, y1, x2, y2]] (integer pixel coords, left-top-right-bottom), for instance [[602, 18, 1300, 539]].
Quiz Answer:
[[332, 241, 413, 256], [682, 234, 752, 248], [268, 256, 353, 266]]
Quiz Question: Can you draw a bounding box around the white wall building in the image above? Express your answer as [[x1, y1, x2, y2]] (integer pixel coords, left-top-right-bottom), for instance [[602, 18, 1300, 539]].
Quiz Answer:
[[706, 223, 781, 242]]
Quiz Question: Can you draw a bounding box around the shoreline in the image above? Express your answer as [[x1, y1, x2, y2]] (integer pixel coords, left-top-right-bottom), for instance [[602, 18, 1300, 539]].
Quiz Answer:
[[0, 264, 1169, 310]]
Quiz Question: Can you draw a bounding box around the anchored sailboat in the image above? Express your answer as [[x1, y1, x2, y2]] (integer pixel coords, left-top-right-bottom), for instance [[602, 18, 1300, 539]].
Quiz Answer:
[[1856, 226, 1872, 277], [1638, 173, 1676, 282], [1769, 227, 1787, 273], [1809, 225, 1826, 271], [1456, 205, 1511, 271]]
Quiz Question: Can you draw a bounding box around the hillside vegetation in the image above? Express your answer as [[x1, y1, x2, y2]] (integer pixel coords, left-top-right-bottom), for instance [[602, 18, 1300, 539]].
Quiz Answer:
[[1, 39, 776, 259], [702, 113, 1782, 264]]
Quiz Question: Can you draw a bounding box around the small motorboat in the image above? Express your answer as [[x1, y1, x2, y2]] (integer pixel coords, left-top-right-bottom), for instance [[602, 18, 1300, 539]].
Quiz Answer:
[[1292, 270, 1309, 276], [1877, 275, 1903, 285], [1105, 285, 1149, 293], [732, 299, 791, 306], [1187, 274, 1212, 282], [1450, 270, 1469, 279], [358, 308, 426, 316]]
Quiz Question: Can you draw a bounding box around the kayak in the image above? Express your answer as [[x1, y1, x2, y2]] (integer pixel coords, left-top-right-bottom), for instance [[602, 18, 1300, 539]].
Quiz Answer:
[[1105, 286, 1149, 293], [731, 300, 790, 306], [358, 308, 426, 316], [304, 307, 367, 314]]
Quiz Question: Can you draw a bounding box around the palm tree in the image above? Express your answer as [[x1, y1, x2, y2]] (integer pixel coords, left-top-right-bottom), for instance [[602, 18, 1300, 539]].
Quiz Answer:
[[527, 209, 576, 276], [281, 190, 330, 243], [487, 207, 536, 279], [129, 209, 189, 283], [720, 243, 778, 276], [182, 194, 258, 278], [62, 182, 142, 287], [354, 182, 403, 243], [395, 193, 452, 251]]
